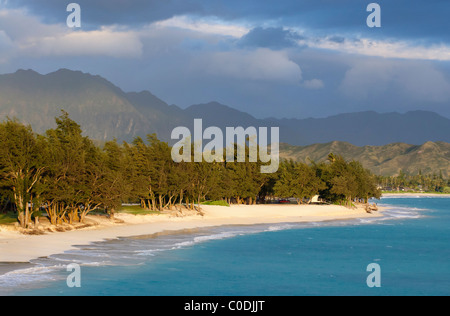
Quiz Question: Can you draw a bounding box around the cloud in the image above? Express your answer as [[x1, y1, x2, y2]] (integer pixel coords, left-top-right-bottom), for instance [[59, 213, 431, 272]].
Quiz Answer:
[[238, 26, 303, 49], [327, 36, 345, 44], [6, 0, 204, 28], [302, 79, 324, 90], [0, 30, 14, 63], [5, 2, 450, 62], [0, 8, 65, 40], [9, 0, 450, 42], [340, 59, 450, 103], [310, 37, 450, 61], [27, 28, 143, 58], [154, 15, 249, 38], [198, 48, 303, 84], [0, 8, 143, 58]]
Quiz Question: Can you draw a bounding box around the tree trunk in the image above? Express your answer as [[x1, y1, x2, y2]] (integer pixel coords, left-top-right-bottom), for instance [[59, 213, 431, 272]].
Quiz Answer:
[[15, 193, 27, 228], [24, 203, 30, 228], [164, 196, 174, 210], [80, 205, 92, 224], [68, 209, 74, 224], [179, 189, 184, 210], [17, 211, 24, 228]]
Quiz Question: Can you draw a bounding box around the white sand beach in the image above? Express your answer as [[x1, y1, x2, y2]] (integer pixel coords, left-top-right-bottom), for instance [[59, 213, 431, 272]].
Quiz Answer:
[[0, 204, 383, 263]]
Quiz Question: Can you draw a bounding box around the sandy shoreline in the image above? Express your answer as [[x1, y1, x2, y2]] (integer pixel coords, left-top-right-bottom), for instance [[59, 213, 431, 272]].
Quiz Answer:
[[0, 204, 383, 263]]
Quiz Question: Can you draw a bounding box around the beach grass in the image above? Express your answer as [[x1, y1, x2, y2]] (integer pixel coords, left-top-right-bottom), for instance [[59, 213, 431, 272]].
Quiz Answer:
[[118, 205, 161, 216], [0, 212, 17, 225], [202, 200, 230, 207]]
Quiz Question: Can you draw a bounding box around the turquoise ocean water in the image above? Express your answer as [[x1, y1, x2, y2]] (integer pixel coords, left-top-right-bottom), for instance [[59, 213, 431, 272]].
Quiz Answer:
[[1, 196, 449, 296]]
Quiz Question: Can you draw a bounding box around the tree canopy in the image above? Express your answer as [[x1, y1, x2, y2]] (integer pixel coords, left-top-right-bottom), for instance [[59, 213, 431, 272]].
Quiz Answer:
[[0, 112, 384, 228]]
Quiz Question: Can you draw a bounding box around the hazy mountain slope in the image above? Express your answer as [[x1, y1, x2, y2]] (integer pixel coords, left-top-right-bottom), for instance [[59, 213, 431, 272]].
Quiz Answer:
[[1, 68, 450, 148], [0, 69, 151, 141], [125, 90, 188, 141], [184, 101, 261, 128], [269, 110, 450, 146]]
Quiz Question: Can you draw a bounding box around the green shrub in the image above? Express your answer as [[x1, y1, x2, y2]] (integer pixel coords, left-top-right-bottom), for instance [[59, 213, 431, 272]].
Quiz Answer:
[[0, 212, 17, 225], [118, 205, 160, 215], [202, 200, 230, 207]]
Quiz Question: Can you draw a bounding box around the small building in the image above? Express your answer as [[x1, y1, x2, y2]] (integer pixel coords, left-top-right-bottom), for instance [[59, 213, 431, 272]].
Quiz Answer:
[[310, 195, 321, 204]]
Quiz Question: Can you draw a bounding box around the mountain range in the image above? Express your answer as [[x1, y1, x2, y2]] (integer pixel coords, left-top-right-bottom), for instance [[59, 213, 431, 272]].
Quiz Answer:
[[1, 69, 449, 147], [1, 68, 449, 176]]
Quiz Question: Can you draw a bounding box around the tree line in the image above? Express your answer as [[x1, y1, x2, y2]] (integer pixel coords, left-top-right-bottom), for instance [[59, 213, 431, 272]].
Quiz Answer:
[[0, 112, 381, 229], [376, 170, 449, 193]]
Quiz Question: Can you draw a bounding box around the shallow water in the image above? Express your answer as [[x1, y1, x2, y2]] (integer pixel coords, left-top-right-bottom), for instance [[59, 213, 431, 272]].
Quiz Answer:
[[1, 197, 449, 296]]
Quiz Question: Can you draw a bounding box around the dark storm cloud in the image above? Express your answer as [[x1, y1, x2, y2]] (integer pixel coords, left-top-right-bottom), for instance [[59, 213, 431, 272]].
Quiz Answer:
[[8, 0, 450, 43], [238, 27, 304, 49], [7, 0, 201, 27]]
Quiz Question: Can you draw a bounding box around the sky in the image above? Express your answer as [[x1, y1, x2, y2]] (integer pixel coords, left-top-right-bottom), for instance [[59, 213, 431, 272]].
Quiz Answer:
[[0, 0, 449, 119]]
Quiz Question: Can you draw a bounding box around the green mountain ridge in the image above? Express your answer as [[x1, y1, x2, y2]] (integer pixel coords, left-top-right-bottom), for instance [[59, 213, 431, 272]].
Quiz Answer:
[[279, 141, 450, 177]]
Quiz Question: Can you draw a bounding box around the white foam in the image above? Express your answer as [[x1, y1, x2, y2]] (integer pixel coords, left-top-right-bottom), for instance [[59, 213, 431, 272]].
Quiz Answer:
[[135, 231, 243, 256], [172, 231, 240, 249], [266, 224, 295, 232], [376, 204, 430, 221], [0, 264, 65, 290]]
